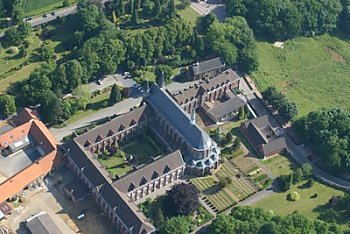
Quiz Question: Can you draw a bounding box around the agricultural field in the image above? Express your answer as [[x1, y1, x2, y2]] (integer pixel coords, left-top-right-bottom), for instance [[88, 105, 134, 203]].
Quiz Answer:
[[252, 34, 350, 116]]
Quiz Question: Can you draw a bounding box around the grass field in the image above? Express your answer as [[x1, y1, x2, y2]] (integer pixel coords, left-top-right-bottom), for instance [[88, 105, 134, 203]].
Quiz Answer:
[[252, 34, 350, 116], [175, 0, 200, 26], [22, 0, 77, 17], [252, 181, 344, 223], [262, 154, 295, 176]]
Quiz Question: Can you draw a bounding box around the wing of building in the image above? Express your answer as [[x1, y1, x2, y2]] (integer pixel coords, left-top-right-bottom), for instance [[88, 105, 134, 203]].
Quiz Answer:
[[0, 108, 61, 203]]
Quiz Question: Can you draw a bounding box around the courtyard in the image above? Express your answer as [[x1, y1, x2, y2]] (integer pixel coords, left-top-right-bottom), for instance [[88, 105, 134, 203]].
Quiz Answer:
[[98, 130, 167, 179]]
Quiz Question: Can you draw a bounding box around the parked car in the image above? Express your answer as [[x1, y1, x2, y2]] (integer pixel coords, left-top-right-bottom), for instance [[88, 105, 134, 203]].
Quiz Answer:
[[43, 14, 47, 18], [97, 79, 103, 85], [51, 11, 56, 16]]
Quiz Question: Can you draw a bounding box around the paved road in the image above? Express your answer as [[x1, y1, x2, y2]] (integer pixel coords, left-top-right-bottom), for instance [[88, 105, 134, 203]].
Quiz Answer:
[[241, 76, 350, 190], [51, 79, 201, 141]]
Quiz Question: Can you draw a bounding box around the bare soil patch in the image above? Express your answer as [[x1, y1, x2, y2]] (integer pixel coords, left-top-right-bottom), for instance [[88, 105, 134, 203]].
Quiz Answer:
[[325, 47, 346, 63]]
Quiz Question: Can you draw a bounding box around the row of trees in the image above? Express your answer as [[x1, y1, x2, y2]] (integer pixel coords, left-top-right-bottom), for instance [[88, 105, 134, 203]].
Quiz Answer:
[[294, 108, 350, 172], [226, 0, 346, 40], [208, 206, 344, 234], [262, 86, 298, 120]]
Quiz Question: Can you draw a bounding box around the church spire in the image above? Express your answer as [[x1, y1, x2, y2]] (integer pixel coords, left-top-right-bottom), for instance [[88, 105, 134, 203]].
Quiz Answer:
[[190, 108, 196, 125]]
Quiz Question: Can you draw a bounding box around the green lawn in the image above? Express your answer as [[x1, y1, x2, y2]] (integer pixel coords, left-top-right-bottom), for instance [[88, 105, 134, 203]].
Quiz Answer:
[[23, 0, 77, 17], [122, 132, 163, 165], [0, 62, 41, 93], [64, 90, 111, 125], [0, 33, 41, 77], [98, 154, 133, 178], [252, 181, 344, 222], [252, 34, 350, 116], [262, 154, 295, 176], [175, 0, 200, 26], [0, 26, 72, 93]]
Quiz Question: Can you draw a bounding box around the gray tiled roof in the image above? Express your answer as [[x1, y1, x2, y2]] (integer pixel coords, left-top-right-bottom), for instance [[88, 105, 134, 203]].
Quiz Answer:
[[112, 150, 185, 193], [262, 138, 287, 156], [207, 96, 246, 120], [64, 140, 155, 234], [192, 57, 225, 76], [171, 69, 241, 105], [242, 116, 286, 156], [26, 212, 62, 234], [75, 105, 152, 147], [147, 85, 211, 150]]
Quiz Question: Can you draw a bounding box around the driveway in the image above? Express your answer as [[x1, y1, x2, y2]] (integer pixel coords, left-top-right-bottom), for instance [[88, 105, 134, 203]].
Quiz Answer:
[[88, 73, 136, 92], [191, 0, 227, 21]]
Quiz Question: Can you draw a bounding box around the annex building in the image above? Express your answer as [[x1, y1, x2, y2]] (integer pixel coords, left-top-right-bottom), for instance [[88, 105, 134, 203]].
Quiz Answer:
[[63, 64, 248, 234], [0, 108, 61, 204]]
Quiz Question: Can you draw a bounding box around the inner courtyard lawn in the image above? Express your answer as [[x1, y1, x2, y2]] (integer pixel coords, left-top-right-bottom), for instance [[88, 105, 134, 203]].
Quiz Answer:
[[252, 34, 350, 116], [98, 153, 133, 178], [122, 132, 163, 165], [262, 154, 295, 176]]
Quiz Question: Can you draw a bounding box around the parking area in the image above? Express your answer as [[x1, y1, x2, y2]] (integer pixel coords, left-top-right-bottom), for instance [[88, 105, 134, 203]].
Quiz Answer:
[[0, 168, 115, 234]]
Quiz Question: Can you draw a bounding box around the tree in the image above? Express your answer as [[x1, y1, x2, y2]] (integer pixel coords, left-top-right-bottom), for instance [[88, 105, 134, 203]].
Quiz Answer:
[[287, 191, 300, 201], [153, 207, 165, 228], [129, 0, 134, 14], [301, 163, 312, 179], [168, 0, 176, 19], [218, 176, 232, 189], [18, 46, 27, 58], [63, 0, 73, 7], [108, 84, 122, 106], [73, 85, 91, 110], [131, 8, 139, 24], [117, 0, 125, 16], [155, 65, 172, 84], [293, 168, 304, 183], [65, 60, 85, 91], [277, 174, 292, 192], [159, 216, 191, 234], [199, 12, 217, 34], [11, 0, 23, 24], [38, 90, 63, 124], [208, 214, 236, 234], [154, 0, 161, 16], [0, 94, 16, 117], [40, 44, 55, 62], [166, 183, 199, 216], [238, 106, 245, 120]]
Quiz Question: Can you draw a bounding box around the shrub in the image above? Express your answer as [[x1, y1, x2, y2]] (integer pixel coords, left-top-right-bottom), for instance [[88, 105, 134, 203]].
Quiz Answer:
[[287, 191, 300, 201], [8, 46, 19, 54]]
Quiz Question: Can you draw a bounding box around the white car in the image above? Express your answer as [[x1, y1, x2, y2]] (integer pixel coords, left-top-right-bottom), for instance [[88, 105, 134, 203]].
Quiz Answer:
[[97, 79, 103, 85]]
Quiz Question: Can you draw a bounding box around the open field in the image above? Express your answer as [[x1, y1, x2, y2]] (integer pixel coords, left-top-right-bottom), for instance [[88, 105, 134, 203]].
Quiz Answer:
[[252, 181, 345, 224], [252, 34, 350, 116]]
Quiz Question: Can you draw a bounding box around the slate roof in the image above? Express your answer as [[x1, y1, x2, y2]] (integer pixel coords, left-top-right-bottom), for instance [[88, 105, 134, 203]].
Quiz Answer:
[[112, 150, 185, 193], [26, 212, 62, 234], [146, 85, 211, 150], [64, 140, 155, 234], [242, 116, 286, 156], [75, 105, 151, 147], [64, 140, 112, 187], [192, 57, 225, 76], [171, 69, 241, 105], [207, 96, 246, 120]]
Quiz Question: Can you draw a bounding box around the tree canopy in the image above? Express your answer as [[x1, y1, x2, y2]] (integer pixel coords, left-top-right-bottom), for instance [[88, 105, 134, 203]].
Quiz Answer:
[[225, 0, 344, 40], [0, 94, 16, 117], [295, 108, 350, 172], [166, 183, 199, 216], [208, 206, 343, 234]]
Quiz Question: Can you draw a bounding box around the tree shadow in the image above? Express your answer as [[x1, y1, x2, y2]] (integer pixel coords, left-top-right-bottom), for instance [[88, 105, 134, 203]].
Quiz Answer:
[[313, 200, 350, 224]]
